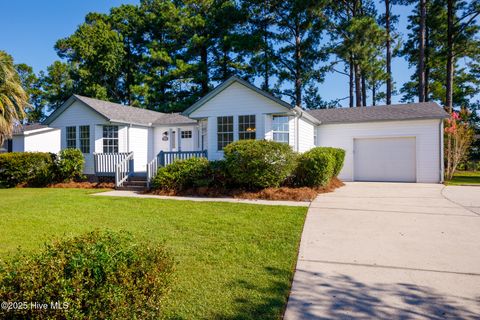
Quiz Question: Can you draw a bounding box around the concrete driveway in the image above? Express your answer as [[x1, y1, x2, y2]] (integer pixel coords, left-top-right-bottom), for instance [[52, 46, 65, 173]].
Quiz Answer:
[[285, 182, 480, 320]]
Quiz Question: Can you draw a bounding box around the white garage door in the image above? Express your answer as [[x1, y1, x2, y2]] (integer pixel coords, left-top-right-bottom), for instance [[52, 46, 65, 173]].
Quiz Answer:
[[354, 137, 416, 182]]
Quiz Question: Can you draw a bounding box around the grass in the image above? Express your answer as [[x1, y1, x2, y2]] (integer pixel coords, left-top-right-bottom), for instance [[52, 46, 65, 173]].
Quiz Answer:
[[445, 171, 480, 185], [0, 188, 307, 319]]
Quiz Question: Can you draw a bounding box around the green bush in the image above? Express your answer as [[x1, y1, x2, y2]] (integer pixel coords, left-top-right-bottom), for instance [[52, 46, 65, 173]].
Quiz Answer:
[[319, 147, 346, 176], [207, 160, 232, 188], [223, 140, 297, 189], [56, 148, 85, 182], [0, 230, 175, 320], [294, 147, 337, 187], [152, 157, 210, 191], [0, 152, 55, 188]]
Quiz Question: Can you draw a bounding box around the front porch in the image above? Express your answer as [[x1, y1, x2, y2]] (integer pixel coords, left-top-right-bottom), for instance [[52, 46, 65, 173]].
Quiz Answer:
[[93, 150, 208, 189]]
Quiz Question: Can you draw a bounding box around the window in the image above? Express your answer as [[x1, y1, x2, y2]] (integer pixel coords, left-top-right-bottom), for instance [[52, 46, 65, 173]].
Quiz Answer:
[[272, 116, 289, 144], [181, 130, 192, 139], [66, 126, 76, 149], [313, 130, 317, 146], [217, 116, 233, 151], [238, 115, 256, 140], [79, 125, 90, 153], [103, 125, 118, 153]]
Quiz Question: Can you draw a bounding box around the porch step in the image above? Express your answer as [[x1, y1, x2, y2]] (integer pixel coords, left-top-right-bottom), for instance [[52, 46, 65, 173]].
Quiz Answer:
[[117, 185, 147, 192], [116, 176, 148, 192]]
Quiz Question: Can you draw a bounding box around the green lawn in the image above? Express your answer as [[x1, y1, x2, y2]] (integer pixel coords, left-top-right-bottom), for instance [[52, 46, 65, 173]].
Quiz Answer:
[[0, 188, 307, 319], [445, 171, 480, 185]]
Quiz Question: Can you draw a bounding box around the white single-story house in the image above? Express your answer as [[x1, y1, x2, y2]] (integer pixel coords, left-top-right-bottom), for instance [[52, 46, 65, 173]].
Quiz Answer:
[[1, 124, 61, 154], [32, 76, 446, 187]]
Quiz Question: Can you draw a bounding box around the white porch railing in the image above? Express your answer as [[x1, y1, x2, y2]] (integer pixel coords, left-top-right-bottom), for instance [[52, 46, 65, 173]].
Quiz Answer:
[[158, 150, 208, 167], [93, 152, 132, 176], [146, 157, 158, 189], [146, 150, 208, 189], [115, 152, 134, 188]]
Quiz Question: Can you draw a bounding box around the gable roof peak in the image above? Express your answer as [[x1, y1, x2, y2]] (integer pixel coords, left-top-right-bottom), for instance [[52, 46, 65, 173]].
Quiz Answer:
[[182, 76, 294, 116]]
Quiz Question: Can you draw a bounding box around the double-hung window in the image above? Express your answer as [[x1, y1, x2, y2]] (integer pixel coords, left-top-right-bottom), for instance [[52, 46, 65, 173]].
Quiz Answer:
[[217, 116, 233, 151], [272, 116, 289, 144], [79, 125, 90, 153], [66, 126, 76, 149], [238, 115, 256, 140], [103, 125, 119, 153]]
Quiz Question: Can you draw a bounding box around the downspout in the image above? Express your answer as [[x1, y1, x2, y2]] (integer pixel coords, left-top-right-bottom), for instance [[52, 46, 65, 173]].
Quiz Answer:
[[127, 124, 131, 153], [293, 108, 304, 152]]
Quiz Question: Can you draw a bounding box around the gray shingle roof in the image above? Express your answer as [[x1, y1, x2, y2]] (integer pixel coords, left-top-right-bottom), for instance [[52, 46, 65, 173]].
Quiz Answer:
[[45, 95, 197, 126], [307, 102, 448, 124], [154, 113, 197, 125], [74, 95, 165, 126]]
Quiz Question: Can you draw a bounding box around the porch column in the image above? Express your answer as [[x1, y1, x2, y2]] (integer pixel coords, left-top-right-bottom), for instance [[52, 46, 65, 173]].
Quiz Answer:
[[177, 127, 182, 151], [192, 126, 199, 151]]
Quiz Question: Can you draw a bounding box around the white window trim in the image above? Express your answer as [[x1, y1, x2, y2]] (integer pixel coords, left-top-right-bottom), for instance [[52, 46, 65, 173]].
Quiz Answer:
[[272, 115, 290, 144]]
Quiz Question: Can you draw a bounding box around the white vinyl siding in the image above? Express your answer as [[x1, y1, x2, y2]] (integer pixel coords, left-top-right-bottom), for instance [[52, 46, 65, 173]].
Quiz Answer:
[[21, 129, 61, 153], [189, 82, 294, 160], [298, 117, 315, 152], [152, 125, 198, 156], [189, 82, 291, 118], [317, 119, 442, 183], [49, 101, 110, 174]]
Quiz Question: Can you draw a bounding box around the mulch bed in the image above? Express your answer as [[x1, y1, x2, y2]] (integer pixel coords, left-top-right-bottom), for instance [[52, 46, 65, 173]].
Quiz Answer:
[[150, 177, 344, 202], [47, 181, 115, 189]]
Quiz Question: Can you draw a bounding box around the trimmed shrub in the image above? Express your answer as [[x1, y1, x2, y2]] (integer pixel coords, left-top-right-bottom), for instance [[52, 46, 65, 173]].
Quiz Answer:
[[56, 148, 85, 182], [152, 157, 210, 191], [294, 147, 336, 187], [0, 152, 55, 187], [319, 147, 346, 176], [223, 140, 297, 189], [205, 160, 232, 188], [0, 230, 175, 320]]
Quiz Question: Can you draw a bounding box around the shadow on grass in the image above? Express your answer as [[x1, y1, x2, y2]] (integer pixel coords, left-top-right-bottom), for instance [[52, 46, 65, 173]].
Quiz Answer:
[[285, 269, 480, 320]]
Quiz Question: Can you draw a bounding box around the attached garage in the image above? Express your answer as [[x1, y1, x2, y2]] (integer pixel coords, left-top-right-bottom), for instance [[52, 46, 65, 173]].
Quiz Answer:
[[353, 137, 416, 182], [308, 102, 448, 183]]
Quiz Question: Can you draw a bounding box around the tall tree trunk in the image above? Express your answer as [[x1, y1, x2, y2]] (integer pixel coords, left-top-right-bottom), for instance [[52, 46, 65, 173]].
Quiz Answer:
[[263, 27, 270, 92], [385, 0, 392, 105], [418, 0, 426, 102], [349, 56, 354, 108], [200, 45, 209, 95], [425, 19, 430, 101], [446, 0, 454, 112], [361, 73, 367, 106], [294, 22, 302, 107], [354, 63, 362, 107], [372, 84, 376, 106]]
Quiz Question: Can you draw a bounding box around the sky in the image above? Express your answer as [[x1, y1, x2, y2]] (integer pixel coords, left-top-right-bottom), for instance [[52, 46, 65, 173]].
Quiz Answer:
[[0, 0, 417, 106]]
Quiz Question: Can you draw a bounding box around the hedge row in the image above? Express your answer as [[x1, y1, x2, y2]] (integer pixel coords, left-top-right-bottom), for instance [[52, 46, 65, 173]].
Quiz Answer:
[[152, 140, 345, 191], [0, 149, 85, 188]]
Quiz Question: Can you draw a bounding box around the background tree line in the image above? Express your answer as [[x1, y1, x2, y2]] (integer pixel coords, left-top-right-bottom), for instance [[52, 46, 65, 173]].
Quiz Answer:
[[12, 0, 480, 123]]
